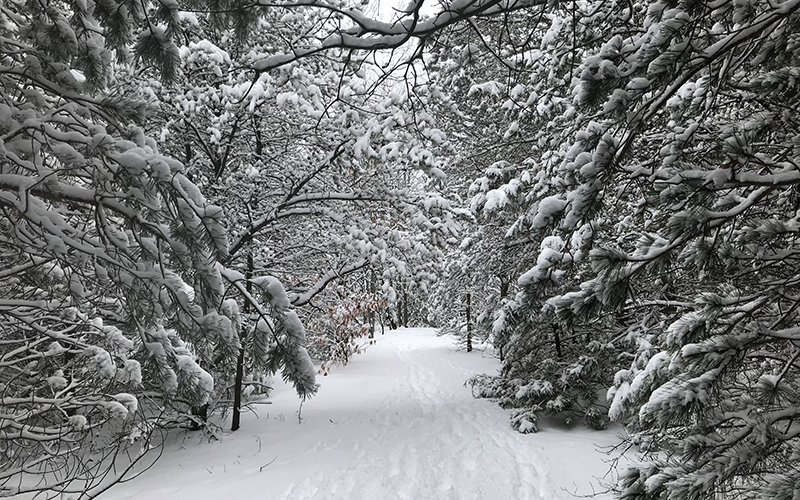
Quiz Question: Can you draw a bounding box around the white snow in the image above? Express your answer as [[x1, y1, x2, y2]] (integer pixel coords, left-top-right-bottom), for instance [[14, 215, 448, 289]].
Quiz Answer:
[[531, 195, 567, 229], [251, 275, 291, 308], [107, 328, 620, 500]]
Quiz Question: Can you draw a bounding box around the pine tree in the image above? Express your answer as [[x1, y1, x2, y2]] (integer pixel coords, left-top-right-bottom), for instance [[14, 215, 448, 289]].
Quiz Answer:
[[0, 0, 306, 495], [568, 2, 800, 498], [427, 0, 800, 495]]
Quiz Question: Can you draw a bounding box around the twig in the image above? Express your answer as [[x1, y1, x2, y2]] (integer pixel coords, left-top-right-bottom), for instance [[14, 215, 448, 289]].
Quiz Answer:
[[259, 457, 277, 472]]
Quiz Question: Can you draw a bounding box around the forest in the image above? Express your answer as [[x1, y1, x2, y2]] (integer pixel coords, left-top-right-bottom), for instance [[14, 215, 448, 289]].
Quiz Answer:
[[1, 0, 799, 498]]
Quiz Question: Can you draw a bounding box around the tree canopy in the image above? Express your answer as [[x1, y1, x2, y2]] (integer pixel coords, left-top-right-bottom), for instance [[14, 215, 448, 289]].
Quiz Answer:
[[2, 0, 800, 498]]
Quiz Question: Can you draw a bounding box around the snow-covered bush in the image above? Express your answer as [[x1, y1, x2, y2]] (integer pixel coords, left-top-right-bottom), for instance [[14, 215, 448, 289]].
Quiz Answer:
[[307, 290, 380, 370], [509, 409, 539, 434]]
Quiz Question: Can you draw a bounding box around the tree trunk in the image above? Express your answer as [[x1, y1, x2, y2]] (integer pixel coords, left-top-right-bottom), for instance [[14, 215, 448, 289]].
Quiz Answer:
[[369, 272, 376, 338], [402, 284, 409, 328], [232, 251, 254, 432], [231, 345, 245, 432], [189, 403, 208, 431], [466, 292, 472, 353], [498, 277, 508, 361]]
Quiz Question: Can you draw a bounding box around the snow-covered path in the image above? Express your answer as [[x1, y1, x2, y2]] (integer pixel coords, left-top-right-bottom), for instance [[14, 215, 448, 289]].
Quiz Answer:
[[110, 328, 619, 500]]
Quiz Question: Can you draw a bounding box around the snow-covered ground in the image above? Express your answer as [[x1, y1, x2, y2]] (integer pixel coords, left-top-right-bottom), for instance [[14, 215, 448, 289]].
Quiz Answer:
[[109, 328, 623, 500]]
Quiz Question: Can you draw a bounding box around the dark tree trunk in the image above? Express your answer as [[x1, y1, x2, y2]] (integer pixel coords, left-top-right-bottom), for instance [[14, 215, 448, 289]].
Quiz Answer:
[[232, 251, 254, 432], [369, 272, 376, 338], [466, 292, 472, 353], [402, 285, 409, 328], [189, 403, 208, 430], [231, 344, 245, 432], [499, 277, 509, 361], [232, 124, 263, 432]]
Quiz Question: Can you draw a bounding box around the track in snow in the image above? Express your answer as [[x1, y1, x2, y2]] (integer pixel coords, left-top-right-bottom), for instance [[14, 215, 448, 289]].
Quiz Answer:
[[109, 328, 619, 500]]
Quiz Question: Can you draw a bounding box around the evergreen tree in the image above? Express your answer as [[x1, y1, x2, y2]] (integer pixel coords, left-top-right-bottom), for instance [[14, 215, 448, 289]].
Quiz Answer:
[[428, 0, 800, 495], [414, 7, 618, 430], [569, 2, 800, 498], [0, 0, 312, 495]]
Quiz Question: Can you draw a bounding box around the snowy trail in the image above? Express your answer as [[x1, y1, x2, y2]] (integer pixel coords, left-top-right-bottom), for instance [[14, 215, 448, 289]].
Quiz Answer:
[[109, 329, 619, 500]]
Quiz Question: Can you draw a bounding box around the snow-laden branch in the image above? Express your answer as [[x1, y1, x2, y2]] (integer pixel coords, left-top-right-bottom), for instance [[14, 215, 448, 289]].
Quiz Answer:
[[618, 0, 800, 161], [228, 191, 387, 258], [291, 258, 370, 307], [217, 265, 317, 398], [252, 0, 545, 72], [284, 191, 385, 205]]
